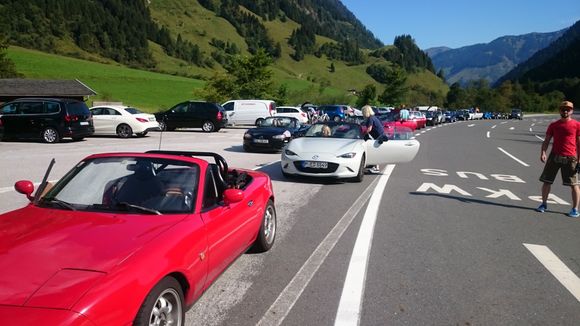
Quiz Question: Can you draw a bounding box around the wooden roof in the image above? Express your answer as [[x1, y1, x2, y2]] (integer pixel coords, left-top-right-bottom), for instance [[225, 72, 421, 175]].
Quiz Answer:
[[0, 79, 97, 97]]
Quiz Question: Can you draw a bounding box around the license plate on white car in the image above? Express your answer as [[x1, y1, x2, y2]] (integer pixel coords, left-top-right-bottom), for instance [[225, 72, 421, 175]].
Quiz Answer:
[[303, 161, 328, 169], [254, 139, 269, 143]]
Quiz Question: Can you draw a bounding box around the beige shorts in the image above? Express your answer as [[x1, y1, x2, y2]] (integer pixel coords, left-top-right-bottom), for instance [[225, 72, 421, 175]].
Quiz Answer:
[[539, 153, 579, 186]]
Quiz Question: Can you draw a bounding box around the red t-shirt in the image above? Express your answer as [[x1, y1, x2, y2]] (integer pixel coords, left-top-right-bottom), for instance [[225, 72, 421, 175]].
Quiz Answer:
[[546, 119, 580, 156]]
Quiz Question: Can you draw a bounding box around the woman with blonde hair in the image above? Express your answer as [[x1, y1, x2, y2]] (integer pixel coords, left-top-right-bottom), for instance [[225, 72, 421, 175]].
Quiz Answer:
[[361, 105, 385, 173]]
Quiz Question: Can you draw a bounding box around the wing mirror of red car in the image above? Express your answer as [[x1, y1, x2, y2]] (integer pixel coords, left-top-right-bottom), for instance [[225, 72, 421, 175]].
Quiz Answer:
[[223, 188, 244, 204], [15, 180, 35, 201]]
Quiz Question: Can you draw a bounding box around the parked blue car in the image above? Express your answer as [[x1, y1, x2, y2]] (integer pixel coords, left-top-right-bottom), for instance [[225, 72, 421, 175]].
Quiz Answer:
[[317, 105, 347, 122]]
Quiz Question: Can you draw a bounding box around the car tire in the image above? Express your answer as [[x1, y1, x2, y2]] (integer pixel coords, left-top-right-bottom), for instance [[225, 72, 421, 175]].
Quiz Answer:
[[158, 121, 167, 131], [133, 277, 184, 326], [352, 155, 365, 183], [136, 132, 148, 137], [41, 127, 60, 143], [116, 124, 133, 138], [252, 200, 276, 252], [202, 120, 215, 132]]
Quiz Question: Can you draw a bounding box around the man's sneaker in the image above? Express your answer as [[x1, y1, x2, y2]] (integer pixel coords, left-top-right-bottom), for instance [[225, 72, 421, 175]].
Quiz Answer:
[[568, 208, 579, 218], [535, 203, 547, 213], [370, 166, 380, 174]]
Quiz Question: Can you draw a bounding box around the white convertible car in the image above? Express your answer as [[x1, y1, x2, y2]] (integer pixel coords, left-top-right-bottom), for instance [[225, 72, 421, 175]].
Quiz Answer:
[[281, 122, 420, 182]]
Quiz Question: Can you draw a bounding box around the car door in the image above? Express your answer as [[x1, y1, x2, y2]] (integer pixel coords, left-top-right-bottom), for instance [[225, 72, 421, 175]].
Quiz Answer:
[[0, 102, 22, 138], [365, 130, 420, 165], [187, 102, 204, 128], [200, 168, 260, 285], [166, 102, 189, 128]]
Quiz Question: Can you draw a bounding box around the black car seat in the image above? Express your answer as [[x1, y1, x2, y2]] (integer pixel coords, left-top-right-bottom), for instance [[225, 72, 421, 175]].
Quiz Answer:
[[114, 161, 163, 205]]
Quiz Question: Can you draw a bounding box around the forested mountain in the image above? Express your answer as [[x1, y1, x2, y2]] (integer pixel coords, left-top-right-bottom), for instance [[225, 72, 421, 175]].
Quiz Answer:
[[497, 20, 580, 84], [428, 30, 565, 85], [0, 0, 445, 107]]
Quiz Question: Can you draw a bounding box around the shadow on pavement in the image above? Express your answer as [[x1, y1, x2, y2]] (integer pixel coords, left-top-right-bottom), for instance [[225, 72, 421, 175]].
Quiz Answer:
[[409, 192, 537, 212]]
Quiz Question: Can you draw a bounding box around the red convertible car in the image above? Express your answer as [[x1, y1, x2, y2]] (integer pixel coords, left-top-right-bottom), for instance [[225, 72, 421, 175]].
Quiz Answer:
[[0, 151, 276, 325]]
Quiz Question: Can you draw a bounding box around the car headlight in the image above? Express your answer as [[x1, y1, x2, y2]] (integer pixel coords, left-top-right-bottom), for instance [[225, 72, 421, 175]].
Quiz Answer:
[[285, 149, 297, 156], [244, 133, 252, 139], [273, 131, 291, 140], [338, 152, 357, 158]]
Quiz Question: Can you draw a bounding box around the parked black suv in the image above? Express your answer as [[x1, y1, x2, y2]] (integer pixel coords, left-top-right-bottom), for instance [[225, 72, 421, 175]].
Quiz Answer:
[[155, 101, 227, 132], [0, 98, 94, 143]]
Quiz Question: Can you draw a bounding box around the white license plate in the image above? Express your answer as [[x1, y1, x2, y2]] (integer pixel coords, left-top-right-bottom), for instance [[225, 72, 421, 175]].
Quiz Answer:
[[303, 161, 328, 169], [254, 139, 269, 143], [80, 121, 89, 125]]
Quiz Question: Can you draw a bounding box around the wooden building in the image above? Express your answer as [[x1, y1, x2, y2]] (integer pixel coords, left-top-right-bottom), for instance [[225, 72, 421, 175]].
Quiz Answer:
[[0, 79, 97, 103]]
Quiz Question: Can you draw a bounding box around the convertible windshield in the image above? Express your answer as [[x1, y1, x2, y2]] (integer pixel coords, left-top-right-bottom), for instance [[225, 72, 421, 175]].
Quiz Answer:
[[42, 157, 199, 214], [260, 117, 296, 128], [305, 123, 362, 139]]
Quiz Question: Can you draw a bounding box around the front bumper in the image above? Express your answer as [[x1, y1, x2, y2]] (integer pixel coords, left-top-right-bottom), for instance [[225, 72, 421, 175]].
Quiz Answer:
[[281, 152, 360, 178], [244, 138, 290, 151]]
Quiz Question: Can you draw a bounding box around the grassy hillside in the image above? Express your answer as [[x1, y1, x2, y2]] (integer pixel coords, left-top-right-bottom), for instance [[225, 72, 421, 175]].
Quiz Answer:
[[7, 46, 203, 111]]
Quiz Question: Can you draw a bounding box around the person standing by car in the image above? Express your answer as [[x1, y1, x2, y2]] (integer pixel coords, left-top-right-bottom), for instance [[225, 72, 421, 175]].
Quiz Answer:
[[362, 105, 385, 174], [536, 101, 580, 217]]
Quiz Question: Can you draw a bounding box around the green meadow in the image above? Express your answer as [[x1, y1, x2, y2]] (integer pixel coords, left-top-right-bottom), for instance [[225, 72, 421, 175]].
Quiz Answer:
[[8, 46, 204, 112]]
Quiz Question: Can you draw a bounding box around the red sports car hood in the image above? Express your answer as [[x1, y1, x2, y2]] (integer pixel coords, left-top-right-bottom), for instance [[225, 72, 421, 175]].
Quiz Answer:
[[0, 206, 185, 306]]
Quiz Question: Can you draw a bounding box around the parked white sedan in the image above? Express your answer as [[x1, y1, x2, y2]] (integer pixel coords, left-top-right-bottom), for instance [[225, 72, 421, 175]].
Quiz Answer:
[[89, 105, 160, 138], [275, 106, 309, 123], [281, 122, 420, 182]]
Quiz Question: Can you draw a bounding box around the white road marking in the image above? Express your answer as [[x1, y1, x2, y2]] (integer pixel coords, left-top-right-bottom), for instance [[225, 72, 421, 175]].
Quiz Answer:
[[252, 160, 280, 170], [257, 170, 387, 326], [421, 131, 426, 134], [509, 127, 515, 130], [535, 135, 545, 141], [468, 124, 475, 127], [498, 147, 530, 167], [531, 123, 536, 127], [334, 165, 395, 326], [529, 128, 533, 132], [491, 125, 497, 129], [501, 121, 508, 124], [486, 131, 490, 138], [524, 243, 580, 302]]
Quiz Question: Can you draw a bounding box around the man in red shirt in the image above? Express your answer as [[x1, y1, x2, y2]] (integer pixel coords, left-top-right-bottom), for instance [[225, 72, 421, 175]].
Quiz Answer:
[[537, 101, 580, 217]]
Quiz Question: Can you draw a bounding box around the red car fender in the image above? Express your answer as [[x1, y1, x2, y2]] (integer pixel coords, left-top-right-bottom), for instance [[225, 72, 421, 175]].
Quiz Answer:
[[72, 215, 207, 325]]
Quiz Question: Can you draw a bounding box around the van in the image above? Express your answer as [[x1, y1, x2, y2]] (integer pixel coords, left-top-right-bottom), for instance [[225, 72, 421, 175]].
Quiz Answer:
[[222, 100, 276, 126], [0, 98, 94, 143]]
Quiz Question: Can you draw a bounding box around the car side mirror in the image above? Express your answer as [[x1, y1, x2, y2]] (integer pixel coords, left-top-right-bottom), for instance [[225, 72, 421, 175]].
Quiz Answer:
[[223, 188, 244, 204], [15, 180, 34, 201]]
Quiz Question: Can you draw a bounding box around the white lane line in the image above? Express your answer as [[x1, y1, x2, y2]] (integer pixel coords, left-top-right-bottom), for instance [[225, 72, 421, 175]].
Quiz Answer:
[[509, 127, 515, 130], [491, 125, 497, 129], [420, 131, 426, 134], [252, 160, 280, 170], [501, 121, 508, 124], [529, 128, 533, 132], [531, 123, 536, 127], [524, 243, 580, 302], [334, 165, 395, 325], [498, 147, 530, 167], [257, 169, 387, 326], [535, 135, 545, 141], [486, 131, 490, 138], [468, 124, 475, 127]]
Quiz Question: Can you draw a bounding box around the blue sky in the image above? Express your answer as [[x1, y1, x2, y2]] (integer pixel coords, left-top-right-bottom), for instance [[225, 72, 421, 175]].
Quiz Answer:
[[340, 0, 580, 49]]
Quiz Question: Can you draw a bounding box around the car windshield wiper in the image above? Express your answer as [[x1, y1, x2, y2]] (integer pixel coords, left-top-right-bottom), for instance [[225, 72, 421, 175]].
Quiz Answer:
[[115, 202, 161, 215], [41, 198, 76, 211]]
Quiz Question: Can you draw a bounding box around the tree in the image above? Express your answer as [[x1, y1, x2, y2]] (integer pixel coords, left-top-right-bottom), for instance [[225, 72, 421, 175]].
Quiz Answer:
[[329, 62, 335, 73], [378, 66, 407, 106], [0, 37, 20, 78], [198, 49, 274, 102], [356, 84, 377, 108]]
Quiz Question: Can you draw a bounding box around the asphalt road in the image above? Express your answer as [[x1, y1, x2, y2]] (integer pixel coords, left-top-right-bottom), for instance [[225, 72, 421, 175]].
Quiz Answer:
[[1, 117, 579, 325]]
